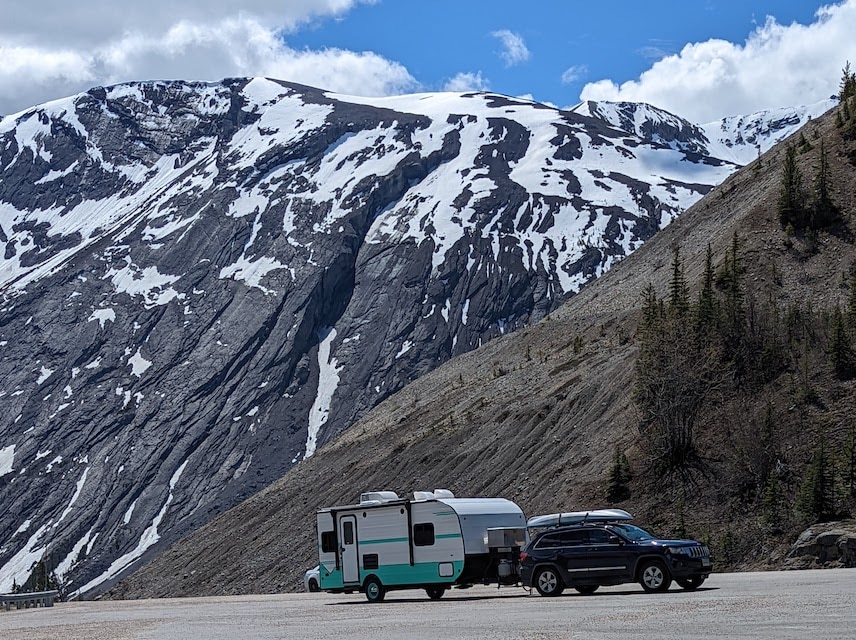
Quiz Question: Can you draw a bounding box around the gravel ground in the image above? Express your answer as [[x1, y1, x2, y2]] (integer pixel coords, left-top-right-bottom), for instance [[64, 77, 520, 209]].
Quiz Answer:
[[3, 569, 855, 640]]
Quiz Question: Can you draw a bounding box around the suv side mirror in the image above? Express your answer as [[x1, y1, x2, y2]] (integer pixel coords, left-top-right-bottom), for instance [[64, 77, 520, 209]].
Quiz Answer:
[[608, 534, 623, 545]]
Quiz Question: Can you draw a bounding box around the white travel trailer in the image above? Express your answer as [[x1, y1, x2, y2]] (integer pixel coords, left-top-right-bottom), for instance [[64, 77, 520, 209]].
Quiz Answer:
[[315, 489, 528, 602]]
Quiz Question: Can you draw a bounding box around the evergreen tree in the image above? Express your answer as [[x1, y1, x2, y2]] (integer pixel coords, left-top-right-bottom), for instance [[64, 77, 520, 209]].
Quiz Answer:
[[762, 472, 784, 531], [668, 246, 690, 317], [759, 400, 777, 479], [848, 273, 856, 331], [830, 306, 854, 379], [696, 244, 718, 338], [844, 423, 856, 501], [796, 433, 835, 523], [720, 234, 747, 378], [640, 283, 661, 330], [811, 140, 836, 227], [778, 144, 806, 230], [635, 270, 721, 476], [606, 445, 631, 502], [840, 61, 856, 102]]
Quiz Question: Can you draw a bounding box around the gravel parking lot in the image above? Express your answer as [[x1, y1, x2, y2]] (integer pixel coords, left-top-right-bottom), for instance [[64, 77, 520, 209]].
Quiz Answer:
[[2, 568, 854, 640]]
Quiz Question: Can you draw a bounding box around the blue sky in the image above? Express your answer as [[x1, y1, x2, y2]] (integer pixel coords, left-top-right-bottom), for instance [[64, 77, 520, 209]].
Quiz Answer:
[[1, 0, 855, 121], [286, 1, 826, 108]]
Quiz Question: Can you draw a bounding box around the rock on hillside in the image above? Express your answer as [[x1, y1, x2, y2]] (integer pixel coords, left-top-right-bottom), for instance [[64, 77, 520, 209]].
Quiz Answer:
[[110, 101, 856, 598], [0, 79, 748, 595]]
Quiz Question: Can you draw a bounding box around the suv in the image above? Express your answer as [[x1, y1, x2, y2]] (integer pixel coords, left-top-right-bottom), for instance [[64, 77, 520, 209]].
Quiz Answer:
[[520, 521, 711, 595]]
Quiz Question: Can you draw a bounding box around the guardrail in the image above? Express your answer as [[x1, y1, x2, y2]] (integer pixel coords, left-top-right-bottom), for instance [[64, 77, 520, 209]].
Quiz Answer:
[[1, 590, 59, 612]]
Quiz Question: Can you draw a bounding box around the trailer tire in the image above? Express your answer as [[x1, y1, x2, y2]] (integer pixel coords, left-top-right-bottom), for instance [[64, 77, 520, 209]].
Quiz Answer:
[[364, 576, 386, 603], [425, 585, 446, 600]]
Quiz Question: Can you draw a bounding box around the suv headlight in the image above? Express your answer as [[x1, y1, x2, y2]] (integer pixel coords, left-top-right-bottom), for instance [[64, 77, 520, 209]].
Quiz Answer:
[[666, 546, 690, 555]]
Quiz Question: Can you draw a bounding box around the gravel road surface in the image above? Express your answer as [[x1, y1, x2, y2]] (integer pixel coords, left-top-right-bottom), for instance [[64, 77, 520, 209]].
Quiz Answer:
[[2, 569, 854, 640]]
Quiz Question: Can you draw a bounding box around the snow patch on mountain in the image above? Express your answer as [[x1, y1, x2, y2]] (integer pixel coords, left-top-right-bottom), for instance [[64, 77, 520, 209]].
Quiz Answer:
[[305, 328, 342, 460], [0, 444, 14, 477]]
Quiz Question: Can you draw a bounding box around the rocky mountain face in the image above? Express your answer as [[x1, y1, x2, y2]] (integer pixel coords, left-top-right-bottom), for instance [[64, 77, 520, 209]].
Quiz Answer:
[[574, 99, 834, 164], [0, 77, 825, 596], [109, 99, 855, 599]]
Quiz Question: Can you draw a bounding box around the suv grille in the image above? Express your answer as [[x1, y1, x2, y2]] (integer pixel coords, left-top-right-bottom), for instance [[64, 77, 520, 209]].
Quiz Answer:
[[688, 545, 710, 558]]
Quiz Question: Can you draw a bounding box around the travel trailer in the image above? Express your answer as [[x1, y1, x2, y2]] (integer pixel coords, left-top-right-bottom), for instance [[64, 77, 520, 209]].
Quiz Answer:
[[315, 489, 528, 602]]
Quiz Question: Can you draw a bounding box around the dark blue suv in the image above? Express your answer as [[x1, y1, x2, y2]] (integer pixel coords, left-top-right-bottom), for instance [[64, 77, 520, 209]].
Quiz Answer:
[[520, 520, 712, 595]]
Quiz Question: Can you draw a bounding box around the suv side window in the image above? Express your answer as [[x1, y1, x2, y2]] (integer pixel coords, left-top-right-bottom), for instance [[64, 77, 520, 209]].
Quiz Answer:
[[558, 530, 588, 546], [587, 528, 614, 545]]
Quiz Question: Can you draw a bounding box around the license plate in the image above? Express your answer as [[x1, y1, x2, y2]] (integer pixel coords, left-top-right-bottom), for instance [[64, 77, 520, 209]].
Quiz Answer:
[[702, 558, 711, 567]]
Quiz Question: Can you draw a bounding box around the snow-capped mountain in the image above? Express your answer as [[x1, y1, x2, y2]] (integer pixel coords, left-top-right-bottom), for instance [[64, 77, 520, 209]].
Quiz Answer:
[[0, 78, 825, 595], [573, 98, 835, 165]]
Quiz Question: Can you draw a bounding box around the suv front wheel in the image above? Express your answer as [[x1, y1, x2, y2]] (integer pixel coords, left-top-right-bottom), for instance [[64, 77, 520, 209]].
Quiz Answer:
[[639, 560, 672, 593], [534, 567, 564, 596]]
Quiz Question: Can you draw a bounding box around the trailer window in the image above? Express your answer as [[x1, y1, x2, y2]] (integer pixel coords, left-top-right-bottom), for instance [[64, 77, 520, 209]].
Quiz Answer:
[[413, 523, 435, 546], [343, 521, 354, 545], [320, 531, 337, 553]]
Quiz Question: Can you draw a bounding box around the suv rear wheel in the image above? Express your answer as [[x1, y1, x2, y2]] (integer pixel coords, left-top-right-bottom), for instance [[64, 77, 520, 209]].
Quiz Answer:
[[675, 576, 705, 591], [534, 567, 564, 596], [639, 560, 671, 593]]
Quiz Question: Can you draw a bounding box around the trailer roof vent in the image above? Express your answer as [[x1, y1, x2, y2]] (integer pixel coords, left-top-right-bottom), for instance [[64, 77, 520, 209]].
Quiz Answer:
[[413, 491, 435, 501], [359, 491, 400, 504], [432, 489, 455, 499]]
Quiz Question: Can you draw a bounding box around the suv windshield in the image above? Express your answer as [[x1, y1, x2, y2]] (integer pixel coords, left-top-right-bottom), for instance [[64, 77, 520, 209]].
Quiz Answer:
[[609, 523, 656, 541]]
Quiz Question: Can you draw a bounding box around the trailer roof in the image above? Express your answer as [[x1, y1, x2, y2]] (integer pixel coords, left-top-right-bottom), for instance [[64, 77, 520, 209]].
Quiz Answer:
[[436, 497, 524, 517], [317, 496, 525, 515]]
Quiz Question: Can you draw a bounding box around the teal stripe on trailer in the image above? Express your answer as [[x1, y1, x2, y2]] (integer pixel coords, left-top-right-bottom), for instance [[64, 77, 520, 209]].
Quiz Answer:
[[368, 561, 465, 586], [360, 537, 410, 545], [319, 561, 465, 590]]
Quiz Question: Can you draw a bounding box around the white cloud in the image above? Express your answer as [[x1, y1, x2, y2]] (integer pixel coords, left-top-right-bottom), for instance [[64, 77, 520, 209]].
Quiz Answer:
[[443, 71, 490, 92], [560, 65, 587, 85], [3, 0, 367, 47], [0, 1, 413, 115], [580, 0, 856, 122], [491, 30, 531, 67]]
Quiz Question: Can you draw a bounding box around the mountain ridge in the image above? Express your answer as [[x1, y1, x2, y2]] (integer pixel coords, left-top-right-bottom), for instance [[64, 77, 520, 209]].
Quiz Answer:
[[108, 97, 856, 599], [0, 77, 835, 596]]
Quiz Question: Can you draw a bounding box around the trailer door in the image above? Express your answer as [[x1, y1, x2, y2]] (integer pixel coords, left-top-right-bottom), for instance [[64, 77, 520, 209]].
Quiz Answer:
[[339, 515, 359, 584]]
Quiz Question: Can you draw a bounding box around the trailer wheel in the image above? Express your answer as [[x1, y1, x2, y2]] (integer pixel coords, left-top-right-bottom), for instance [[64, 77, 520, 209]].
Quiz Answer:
[[425, 585, 446, 600], [364, 576, 386, 603]]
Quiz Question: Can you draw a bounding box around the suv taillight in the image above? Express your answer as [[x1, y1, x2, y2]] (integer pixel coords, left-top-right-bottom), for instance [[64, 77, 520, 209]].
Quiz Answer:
[[519, 551, 528, 562]]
